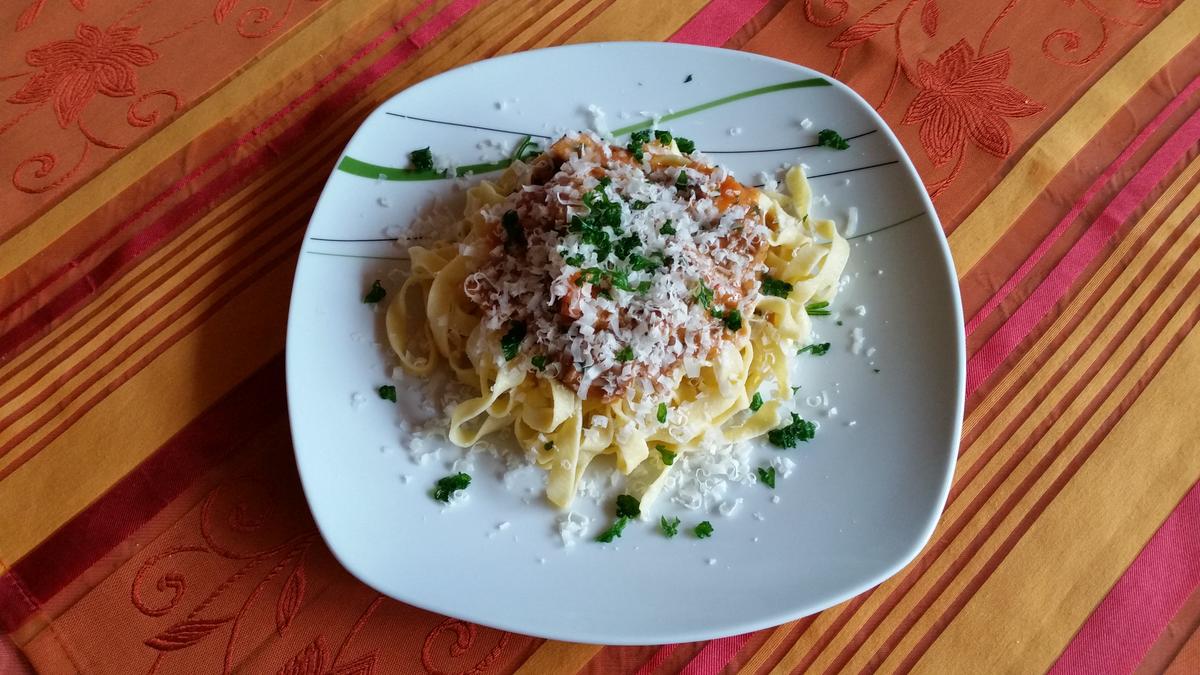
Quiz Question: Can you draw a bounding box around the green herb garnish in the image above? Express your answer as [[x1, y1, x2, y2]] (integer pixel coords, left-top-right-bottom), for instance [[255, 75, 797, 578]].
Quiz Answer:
[[719, 308, 742, 331], [532, 355, 548, 370], [631, 200, 649, 210], [660, 221, 677, 235], [675, 136, 696, 154], [695, 280, 713, 309], [768, 413, 817, 448], [757, 466, 776, 488], [616, 494, 641, 518], [817, 129, 850, 150], [500, 321, 526, 361], [694, 521, 714, 538], [363, 280, 386, 303], [798, 342, 831, 356], [616, 345, 635, 362], [596, 517, 629, 543], [657, 402, 668, 424], [749, 392, 764, 412], [378, 385, 397, 402], [543, 441, 554, 450], [760, 275, 793, 299], [615, 234, 641, 260], [675, 171, 690, 189], [629, 252, 662, 272], [565, 254, 584, 266], [654, 129, 673, 145], [502, 209, 525, 248], [627, 129, 651, 161], [806, 300, 831, 316], [661, 516, 680, 537], [433, 472, 470, 502], [409, 147, 434, 171], [657, 444, 676, 465]]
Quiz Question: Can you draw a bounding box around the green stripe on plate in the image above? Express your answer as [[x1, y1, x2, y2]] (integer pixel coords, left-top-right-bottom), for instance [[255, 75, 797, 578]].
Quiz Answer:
[[338, 77, 830, 181]]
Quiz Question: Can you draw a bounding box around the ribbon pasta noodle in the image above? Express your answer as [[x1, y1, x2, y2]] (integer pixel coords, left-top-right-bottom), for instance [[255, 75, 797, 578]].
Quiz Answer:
[[388, 132, 847, 509]]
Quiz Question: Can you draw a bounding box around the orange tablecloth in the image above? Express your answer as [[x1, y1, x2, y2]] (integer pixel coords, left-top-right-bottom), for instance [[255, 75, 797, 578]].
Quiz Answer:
[[2, 1, 1199, 673]]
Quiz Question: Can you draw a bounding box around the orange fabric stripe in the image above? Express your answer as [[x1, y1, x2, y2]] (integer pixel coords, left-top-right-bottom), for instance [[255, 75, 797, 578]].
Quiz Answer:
[[767, 161, 1200, 673]]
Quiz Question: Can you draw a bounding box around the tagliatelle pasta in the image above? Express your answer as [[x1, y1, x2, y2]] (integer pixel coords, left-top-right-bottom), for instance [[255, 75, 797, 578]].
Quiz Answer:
[[387, 131, 847, 509]]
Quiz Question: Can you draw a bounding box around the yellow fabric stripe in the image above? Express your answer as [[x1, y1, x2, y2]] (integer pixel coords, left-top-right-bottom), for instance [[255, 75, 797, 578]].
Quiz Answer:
[[0, 258, 293, 562], [835, 167, 1200, 673], [0, 0, 421, 281], [736, 623, 798, 675], [887, 184, 1200, 672], [946, 0, 1200, 276], [567, 0, 712, 43], [913, 294, 1200, 673], [771, 161, 1200, 673], [513, 642, 603, 675]]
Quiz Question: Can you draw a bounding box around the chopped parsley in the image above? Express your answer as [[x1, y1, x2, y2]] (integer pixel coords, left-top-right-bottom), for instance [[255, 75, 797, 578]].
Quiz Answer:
[[695, 280, 713, 309], [500, 321, 526, 361], [378, 385, 397, 402], [627, 129, 651, 161], [631, 200, 649, 210], [684, 74, 693, 83], [806, 300, 832, 316], [874, 368, 881, 373], [432, 472, 470, 502], [817, 128, 850, 150], [543, 440, 554, 450], [614, 234, 641, 260], [531, 355, 548, 370], [675, 170, 690, 189], [768, 413, 817, 448], [718, 308, 742, 331], [595, 516, 629, 543], [629, 252, 662, 272], [363, 280, 386, 303], [501, 209, 525, 248], [760, 275, 793, 298], [757, 466, 776, 488], [675, 136, 696, 154], [657, 444, 676, 465], [597, 494, 641, 543], [616, 494, 641, 518], [654, 129, 673, 145], [749, 392, 764, 412], [661, 515, 681, 537], [660, 221, 677, 235], [657, 402, 668, 424], [798, 342, 831, 356], [616, 345, 635, 362], [408, 147, 434, 171], [694, 521, 714, 538]]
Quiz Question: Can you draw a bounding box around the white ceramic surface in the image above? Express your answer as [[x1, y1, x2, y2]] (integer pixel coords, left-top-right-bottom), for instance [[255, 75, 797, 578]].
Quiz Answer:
[[286, 42, 965, 645]]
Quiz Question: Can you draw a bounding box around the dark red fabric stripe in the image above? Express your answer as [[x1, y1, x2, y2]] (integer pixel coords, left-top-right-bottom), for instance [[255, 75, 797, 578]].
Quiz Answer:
[[0, 355, 285, 634]]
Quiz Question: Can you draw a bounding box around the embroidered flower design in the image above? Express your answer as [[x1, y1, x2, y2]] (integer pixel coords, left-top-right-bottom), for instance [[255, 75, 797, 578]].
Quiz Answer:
[[7, 23, 158, 129], [902, 40, 1043, 165]]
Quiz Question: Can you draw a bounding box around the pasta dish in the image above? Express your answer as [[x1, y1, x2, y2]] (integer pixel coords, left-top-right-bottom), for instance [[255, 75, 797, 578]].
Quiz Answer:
[[387, 130, 848, 509]]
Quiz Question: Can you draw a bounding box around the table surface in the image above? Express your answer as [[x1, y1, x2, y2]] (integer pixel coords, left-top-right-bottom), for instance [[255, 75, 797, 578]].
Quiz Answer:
[[1, 1, 1198, 673]]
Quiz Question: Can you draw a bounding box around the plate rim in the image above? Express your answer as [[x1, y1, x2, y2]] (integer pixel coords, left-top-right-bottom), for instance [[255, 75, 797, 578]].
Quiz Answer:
[[284, 40, 966, 645]]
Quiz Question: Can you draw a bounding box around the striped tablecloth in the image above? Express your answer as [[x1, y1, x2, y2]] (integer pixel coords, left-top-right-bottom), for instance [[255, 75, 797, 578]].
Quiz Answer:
[[2, 1, 1198, 673]]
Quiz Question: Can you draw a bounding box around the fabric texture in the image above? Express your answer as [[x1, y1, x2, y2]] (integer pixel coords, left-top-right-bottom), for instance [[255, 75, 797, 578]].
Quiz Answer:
[[1, 0, 1198, 672]]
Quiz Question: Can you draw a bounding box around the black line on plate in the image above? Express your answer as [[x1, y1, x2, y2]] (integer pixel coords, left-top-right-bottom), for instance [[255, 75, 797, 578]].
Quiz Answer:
[[750, 159, 901, 187], [309, 237, 396, 242], [847, 211, 927, 240], [385, 112, 553, 139], [305, 250, 408, 261], [703, 129, 877, 154], [807, 159, 900, 180]]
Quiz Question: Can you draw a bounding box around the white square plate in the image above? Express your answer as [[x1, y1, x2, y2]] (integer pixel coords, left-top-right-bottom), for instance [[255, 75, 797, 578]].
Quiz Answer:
[[286, 42, 965, 645]]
